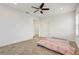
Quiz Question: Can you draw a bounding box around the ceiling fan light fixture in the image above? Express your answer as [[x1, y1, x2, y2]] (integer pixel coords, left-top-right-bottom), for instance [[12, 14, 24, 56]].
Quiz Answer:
[[31, 3, 50, 14]]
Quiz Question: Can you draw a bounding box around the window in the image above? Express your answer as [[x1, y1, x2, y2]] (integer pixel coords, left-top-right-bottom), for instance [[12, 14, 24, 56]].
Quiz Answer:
[[76, 13, 79, 36]]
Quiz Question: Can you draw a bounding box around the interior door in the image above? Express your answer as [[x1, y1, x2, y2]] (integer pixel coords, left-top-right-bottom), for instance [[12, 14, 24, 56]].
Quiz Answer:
[[39, 20, 49, 37]]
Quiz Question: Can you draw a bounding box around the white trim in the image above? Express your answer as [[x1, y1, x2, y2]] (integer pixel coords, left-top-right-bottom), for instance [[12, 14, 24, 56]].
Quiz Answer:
[[76, 13, 79, 36]]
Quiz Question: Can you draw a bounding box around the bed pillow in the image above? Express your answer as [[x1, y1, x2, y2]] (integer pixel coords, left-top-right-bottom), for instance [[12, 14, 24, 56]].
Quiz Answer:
[[37, 37, 76, 55]]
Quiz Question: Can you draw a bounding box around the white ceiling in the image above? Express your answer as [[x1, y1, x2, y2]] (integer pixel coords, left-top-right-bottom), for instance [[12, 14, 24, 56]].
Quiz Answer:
[[1, 3, 77, 18]]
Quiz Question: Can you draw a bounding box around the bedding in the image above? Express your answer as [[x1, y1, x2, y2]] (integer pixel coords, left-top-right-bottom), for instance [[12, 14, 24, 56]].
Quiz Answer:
[[37, 37, 76, 55]]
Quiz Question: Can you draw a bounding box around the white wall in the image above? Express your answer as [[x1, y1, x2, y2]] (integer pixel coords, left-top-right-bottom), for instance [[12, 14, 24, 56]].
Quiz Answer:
[[0, 5, 34, 47], [39, 12, 75, 41]]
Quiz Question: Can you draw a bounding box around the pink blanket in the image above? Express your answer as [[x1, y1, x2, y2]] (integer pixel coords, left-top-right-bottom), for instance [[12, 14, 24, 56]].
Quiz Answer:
[[37, 37, 76, 55]]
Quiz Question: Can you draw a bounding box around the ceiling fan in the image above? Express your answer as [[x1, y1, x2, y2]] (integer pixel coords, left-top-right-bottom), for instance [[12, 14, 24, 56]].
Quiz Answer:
[[32, 3, 49, 14]]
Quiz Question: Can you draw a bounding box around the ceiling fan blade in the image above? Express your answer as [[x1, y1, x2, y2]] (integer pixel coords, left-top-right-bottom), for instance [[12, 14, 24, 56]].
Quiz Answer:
[[40, 3, 44, 8], [33, 9, 39, 13], [40, 11, 43, 14], [32, 6, 39, 9], [42, 8, 49, 10]]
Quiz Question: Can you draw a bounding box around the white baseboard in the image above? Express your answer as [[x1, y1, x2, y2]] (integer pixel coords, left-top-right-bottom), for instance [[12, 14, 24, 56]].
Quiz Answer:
[[0, 37, 32, 47]]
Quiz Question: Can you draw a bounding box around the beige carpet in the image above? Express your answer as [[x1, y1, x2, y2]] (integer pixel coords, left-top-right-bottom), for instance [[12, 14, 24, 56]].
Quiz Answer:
[[0, 38, 78, 55]]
